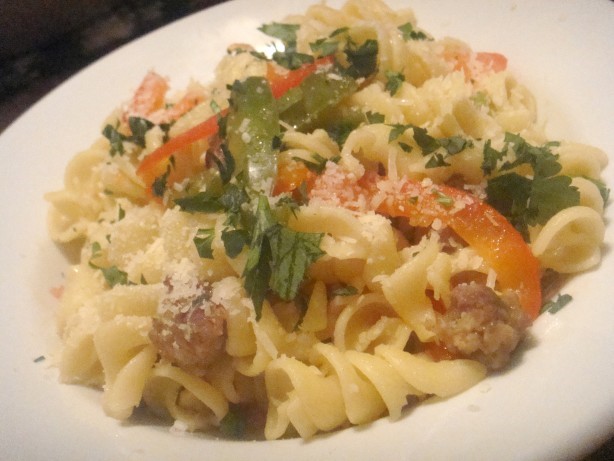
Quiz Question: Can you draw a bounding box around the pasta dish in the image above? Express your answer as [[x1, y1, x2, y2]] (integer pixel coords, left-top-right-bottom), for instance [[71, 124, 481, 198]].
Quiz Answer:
[[45, 0, 608, 440]]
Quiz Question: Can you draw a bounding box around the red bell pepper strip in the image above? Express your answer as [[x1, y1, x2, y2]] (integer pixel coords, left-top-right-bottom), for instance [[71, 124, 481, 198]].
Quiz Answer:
[[136, 56, 336, 195], [136, 109, 227, 193], [371, 176, 542, 319], [309, 169, 542, 319], [475, 52, 507, 73]]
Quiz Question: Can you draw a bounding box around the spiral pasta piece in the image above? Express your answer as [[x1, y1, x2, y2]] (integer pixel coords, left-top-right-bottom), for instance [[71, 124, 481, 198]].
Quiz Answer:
[[531, 206, 605, 273]]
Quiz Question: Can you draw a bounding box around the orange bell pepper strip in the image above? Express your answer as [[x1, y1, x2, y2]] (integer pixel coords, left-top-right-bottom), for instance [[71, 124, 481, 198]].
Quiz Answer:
[[136, 56, 336, 195], [369, 175, 541, 319], [272, 157, 317, 196]]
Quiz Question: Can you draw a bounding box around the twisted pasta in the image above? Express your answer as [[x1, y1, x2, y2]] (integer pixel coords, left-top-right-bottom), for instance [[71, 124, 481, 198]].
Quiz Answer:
[[46, 0, 607, 441]]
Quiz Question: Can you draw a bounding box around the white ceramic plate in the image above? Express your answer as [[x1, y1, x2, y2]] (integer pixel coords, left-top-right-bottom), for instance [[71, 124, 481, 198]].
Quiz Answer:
[[1, 1, 612, 459]]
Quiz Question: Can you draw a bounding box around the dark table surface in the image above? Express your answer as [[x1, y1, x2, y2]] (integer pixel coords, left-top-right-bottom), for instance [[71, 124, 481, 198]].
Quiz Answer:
[[0, 0, 612, 459]]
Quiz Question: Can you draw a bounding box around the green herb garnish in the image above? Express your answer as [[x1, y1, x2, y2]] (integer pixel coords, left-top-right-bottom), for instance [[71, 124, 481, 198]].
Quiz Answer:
[[398, 22, 429, 41], [194, 228, 216, 259], [540, 293, 572, 315]]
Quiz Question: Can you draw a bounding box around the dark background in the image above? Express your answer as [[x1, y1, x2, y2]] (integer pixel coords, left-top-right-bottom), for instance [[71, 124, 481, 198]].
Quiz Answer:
[[0, 1, 612, 459]]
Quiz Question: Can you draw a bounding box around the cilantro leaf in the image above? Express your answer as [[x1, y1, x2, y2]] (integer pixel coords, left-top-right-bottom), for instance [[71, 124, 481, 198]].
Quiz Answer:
[[332, 285, 359, 296], [388, 123, 410, 142], [411, 125, 440, 154], [540, 293, 572, 315], [425, 153, 450, 169], [175, 183, 248, 214], [102, 117, 155, 156], [366, 111, 385, 124], [258, 22, 314, 70], [271, 51, 314, 70], [388, 124, 471, 166], [500, 133, 561, 177], [345, 39, 378, 79], [526, 176, 580, 226], [267, 226, 324, 301], [127, 116, 155, 147], [385, 70, 405, 96], [242, 196, 324, 319], [259, 22, 300, 49], [89, 242, 131, 287], [221, 228, 249, 258], [243, 196, 277, 319], [151, 164, 172, 198], [99, 266, 130, 287], [484, 134, 580, 239], [219, 406, 247, 439], [486, 172, 532, 237], [398, 22, 429, 41], [174, 191, 224, 213], [293, 153, 339, 174], [481, 139, 506, 175], [194, 228, 216, 259], [310, 37, 339, 57], [584, 177, 610, 205], [102, 124, 125, 156], [211, 144, 236, 184]]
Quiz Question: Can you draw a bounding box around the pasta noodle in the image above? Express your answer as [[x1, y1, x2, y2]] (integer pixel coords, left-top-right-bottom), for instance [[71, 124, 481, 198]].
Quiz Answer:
[[46, 0, 608, 441]]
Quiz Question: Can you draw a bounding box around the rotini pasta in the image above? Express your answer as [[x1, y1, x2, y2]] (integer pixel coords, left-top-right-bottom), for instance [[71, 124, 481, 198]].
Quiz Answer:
[[46, 0, 608, 441]]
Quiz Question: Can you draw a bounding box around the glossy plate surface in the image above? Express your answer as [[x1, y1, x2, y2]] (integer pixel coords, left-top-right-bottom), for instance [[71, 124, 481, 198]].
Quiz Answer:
[[0, 1, 612, 459]]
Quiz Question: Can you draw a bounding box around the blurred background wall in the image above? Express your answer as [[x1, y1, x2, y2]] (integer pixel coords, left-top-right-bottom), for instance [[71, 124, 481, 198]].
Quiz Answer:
[[0, 0, 227, 132]]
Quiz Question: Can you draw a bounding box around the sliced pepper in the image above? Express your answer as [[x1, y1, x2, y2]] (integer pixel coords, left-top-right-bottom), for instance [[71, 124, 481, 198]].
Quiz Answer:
[[370, 175, 542, 319], [136, 56, 335, 197], [226, 77, 280, 192], [279, 70, 358, 131]]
